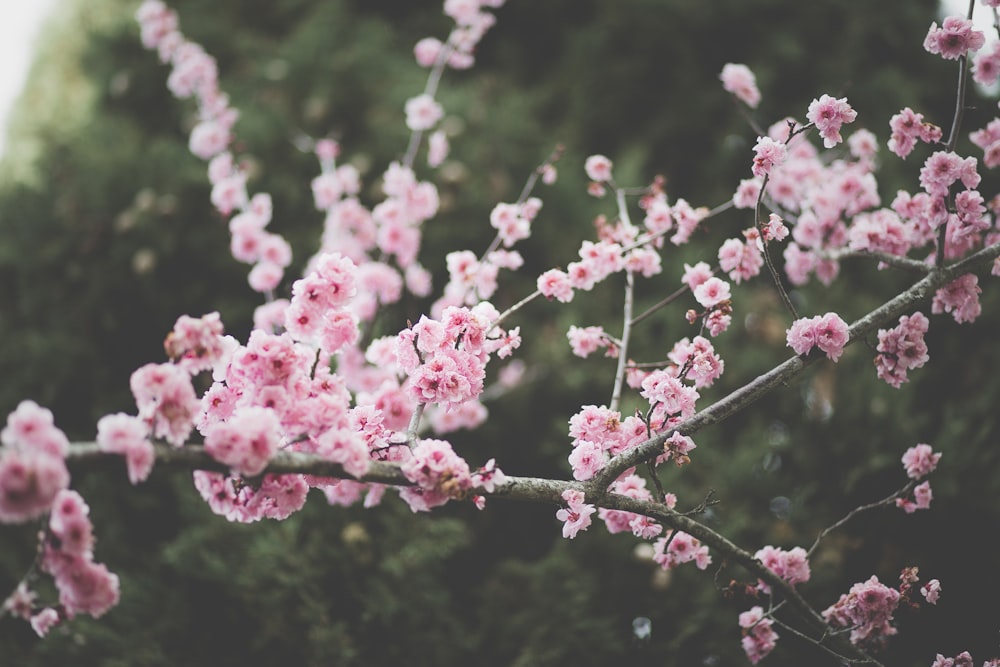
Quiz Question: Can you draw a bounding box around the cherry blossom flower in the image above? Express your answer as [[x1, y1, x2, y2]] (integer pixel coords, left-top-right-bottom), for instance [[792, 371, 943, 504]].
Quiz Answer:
[[924, 17, 985, 60], [807, 94, 857, 148], [719, 63, 761, 108], [556, 489, 596, 539]]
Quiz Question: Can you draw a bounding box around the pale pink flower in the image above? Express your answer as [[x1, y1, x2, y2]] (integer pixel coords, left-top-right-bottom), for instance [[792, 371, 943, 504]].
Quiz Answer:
[[719, 63, 761, 108], [807, 94, 857, 148], [30, 607, 60, 637], [567, 440, 606, 481], [413, 37, 444, 67], [96, 413, 155, 484], [901, 443, 941, 479], [584, 154, 613, 182], [739, 606, 778, 664], [921, 578, 941, 604], [932, 273, 982, 323], [822, 575, 900, 647], [751, 136, 787, 178], [556, 489, 596, 539], [567, 325, 607, 358], [404, 94, 444, 131], [924, 17, 985, 60]]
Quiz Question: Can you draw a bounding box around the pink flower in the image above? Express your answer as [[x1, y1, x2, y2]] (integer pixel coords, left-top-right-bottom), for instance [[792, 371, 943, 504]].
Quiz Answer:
[[875, 312, 930, 387], [96, 413, 155, 484], [413, 37, 444, 67], [584, 154, 613, 182], [718, 237, 763, 284], [719, 63, 761, 108], [30, 607, 60, 637], [921, 578, 941, 604], [567, 325, 607, 358], [924, 17, 985, 60], [567, 440, 606, 481], [751, 136, 787, 178], [399, 438, 472, 511], [556, 489, 596, 539], [204, 406, 283, 477], [693, 277, 731, 308], [428, 129, 449, 167], [807, 94, 857, 148], [404, 94, 444, 131], [0, 449, 70, 524], [822, 575, 901, 648], [786, 313, 849, 361], [901, 443, 941, 480], [932, 273, 982, 324], [738, 606, 778, 664]]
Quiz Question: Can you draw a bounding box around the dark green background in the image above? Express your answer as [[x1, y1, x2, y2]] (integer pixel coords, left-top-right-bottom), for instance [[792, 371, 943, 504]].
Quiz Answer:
[[2, 1, 999, 665]]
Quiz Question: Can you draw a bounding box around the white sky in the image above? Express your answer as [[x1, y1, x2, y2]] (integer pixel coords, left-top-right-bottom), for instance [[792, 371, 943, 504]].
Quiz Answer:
[[0, 0, 58, 157]]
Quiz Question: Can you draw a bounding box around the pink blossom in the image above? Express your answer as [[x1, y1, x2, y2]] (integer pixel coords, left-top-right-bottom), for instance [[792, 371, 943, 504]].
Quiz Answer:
[[822, 575, 901, 648], [762, 213, 789, 243], [130, 363, 199, 446], [924, 17, 985, 60], [754, 545, 811, 593], [96, 413, 155, 484], [751, 136, 787, 178], [901, 443, 941, 479], [733, 178, 762, 209], [718, 237, 763, 284], [920, 578, 942, 605], [738, 606, 778, 664], [888, 107, 941, 159], [567, 325, 607, 358], [30, 607, 60, 637], [204, 406, 283, 477], [875, 311, 930, 387], [719, 63, 761, 108], [556, 489, 596, 539], [404, 94, 444, 131], [693, 277, 731, 308], [399, 439, 472, 511], [786, 313, 849, 361], [164, 312, 227, 375], [567, 440, 606, 481], [932, 273, 982, 323], [653, 530, 711, 570], [2, 400, 69, 459], [413, 37, 444, 67], [584, 154, 613, 182], [807, 94, 857, 148]]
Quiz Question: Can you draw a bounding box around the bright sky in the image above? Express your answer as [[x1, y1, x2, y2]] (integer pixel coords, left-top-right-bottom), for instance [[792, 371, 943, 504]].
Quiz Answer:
[[0, 0, 58, 157]]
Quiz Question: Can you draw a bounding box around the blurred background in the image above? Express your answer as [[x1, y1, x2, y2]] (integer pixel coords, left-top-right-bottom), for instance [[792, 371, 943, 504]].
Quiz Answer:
[[2, 0, 999, 665]]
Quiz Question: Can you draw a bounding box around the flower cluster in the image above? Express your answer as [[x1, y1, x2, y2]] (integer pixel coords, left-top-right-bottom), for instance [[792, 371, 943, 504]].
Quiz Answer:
[[136, 0, 294, 293], [753, 545, 811, 593], [923, 16, 985, 61], [0, 401, 71, 522], [738, 606, 778, 665], [932, 273, 982, 323], [896, 442, 940, 515], [556, 489, 596, 539], [888, 107, 942, 159], [653, 530, 711, 571], [785, 312, 850, 361], [874, 311, 930, 388], [566, 405, 648, 480], [399, 438, 474, 511], [822, 575, 901, 648]]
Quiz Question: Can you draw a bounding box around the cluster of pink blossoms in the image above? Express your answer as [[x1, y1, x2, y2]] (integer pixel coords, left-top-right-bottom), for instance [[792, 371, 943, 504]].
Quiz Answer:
[[0, 401, 70, 523], [823, 575, 902, 648], [874, 311, 930, 388], [932, 652, 1000, 667], [932, 273, 983, 324], [752, 545, 811, 593], [653, 529, 711, 571], [896, 443, 941, 514], [785, 312, 850, 362], [888, 107, 942, 159], [738, 606, 779, 665], [0, 404, 119, 635], [136, 1, 293, 294], [923, 16, 985, 61]]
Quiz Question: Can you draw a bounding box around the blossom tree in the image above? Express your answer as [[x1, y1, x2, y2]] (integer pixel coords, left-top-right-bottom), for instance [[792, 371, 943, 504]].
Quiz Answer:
[[3, 0, 1000, 664]]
